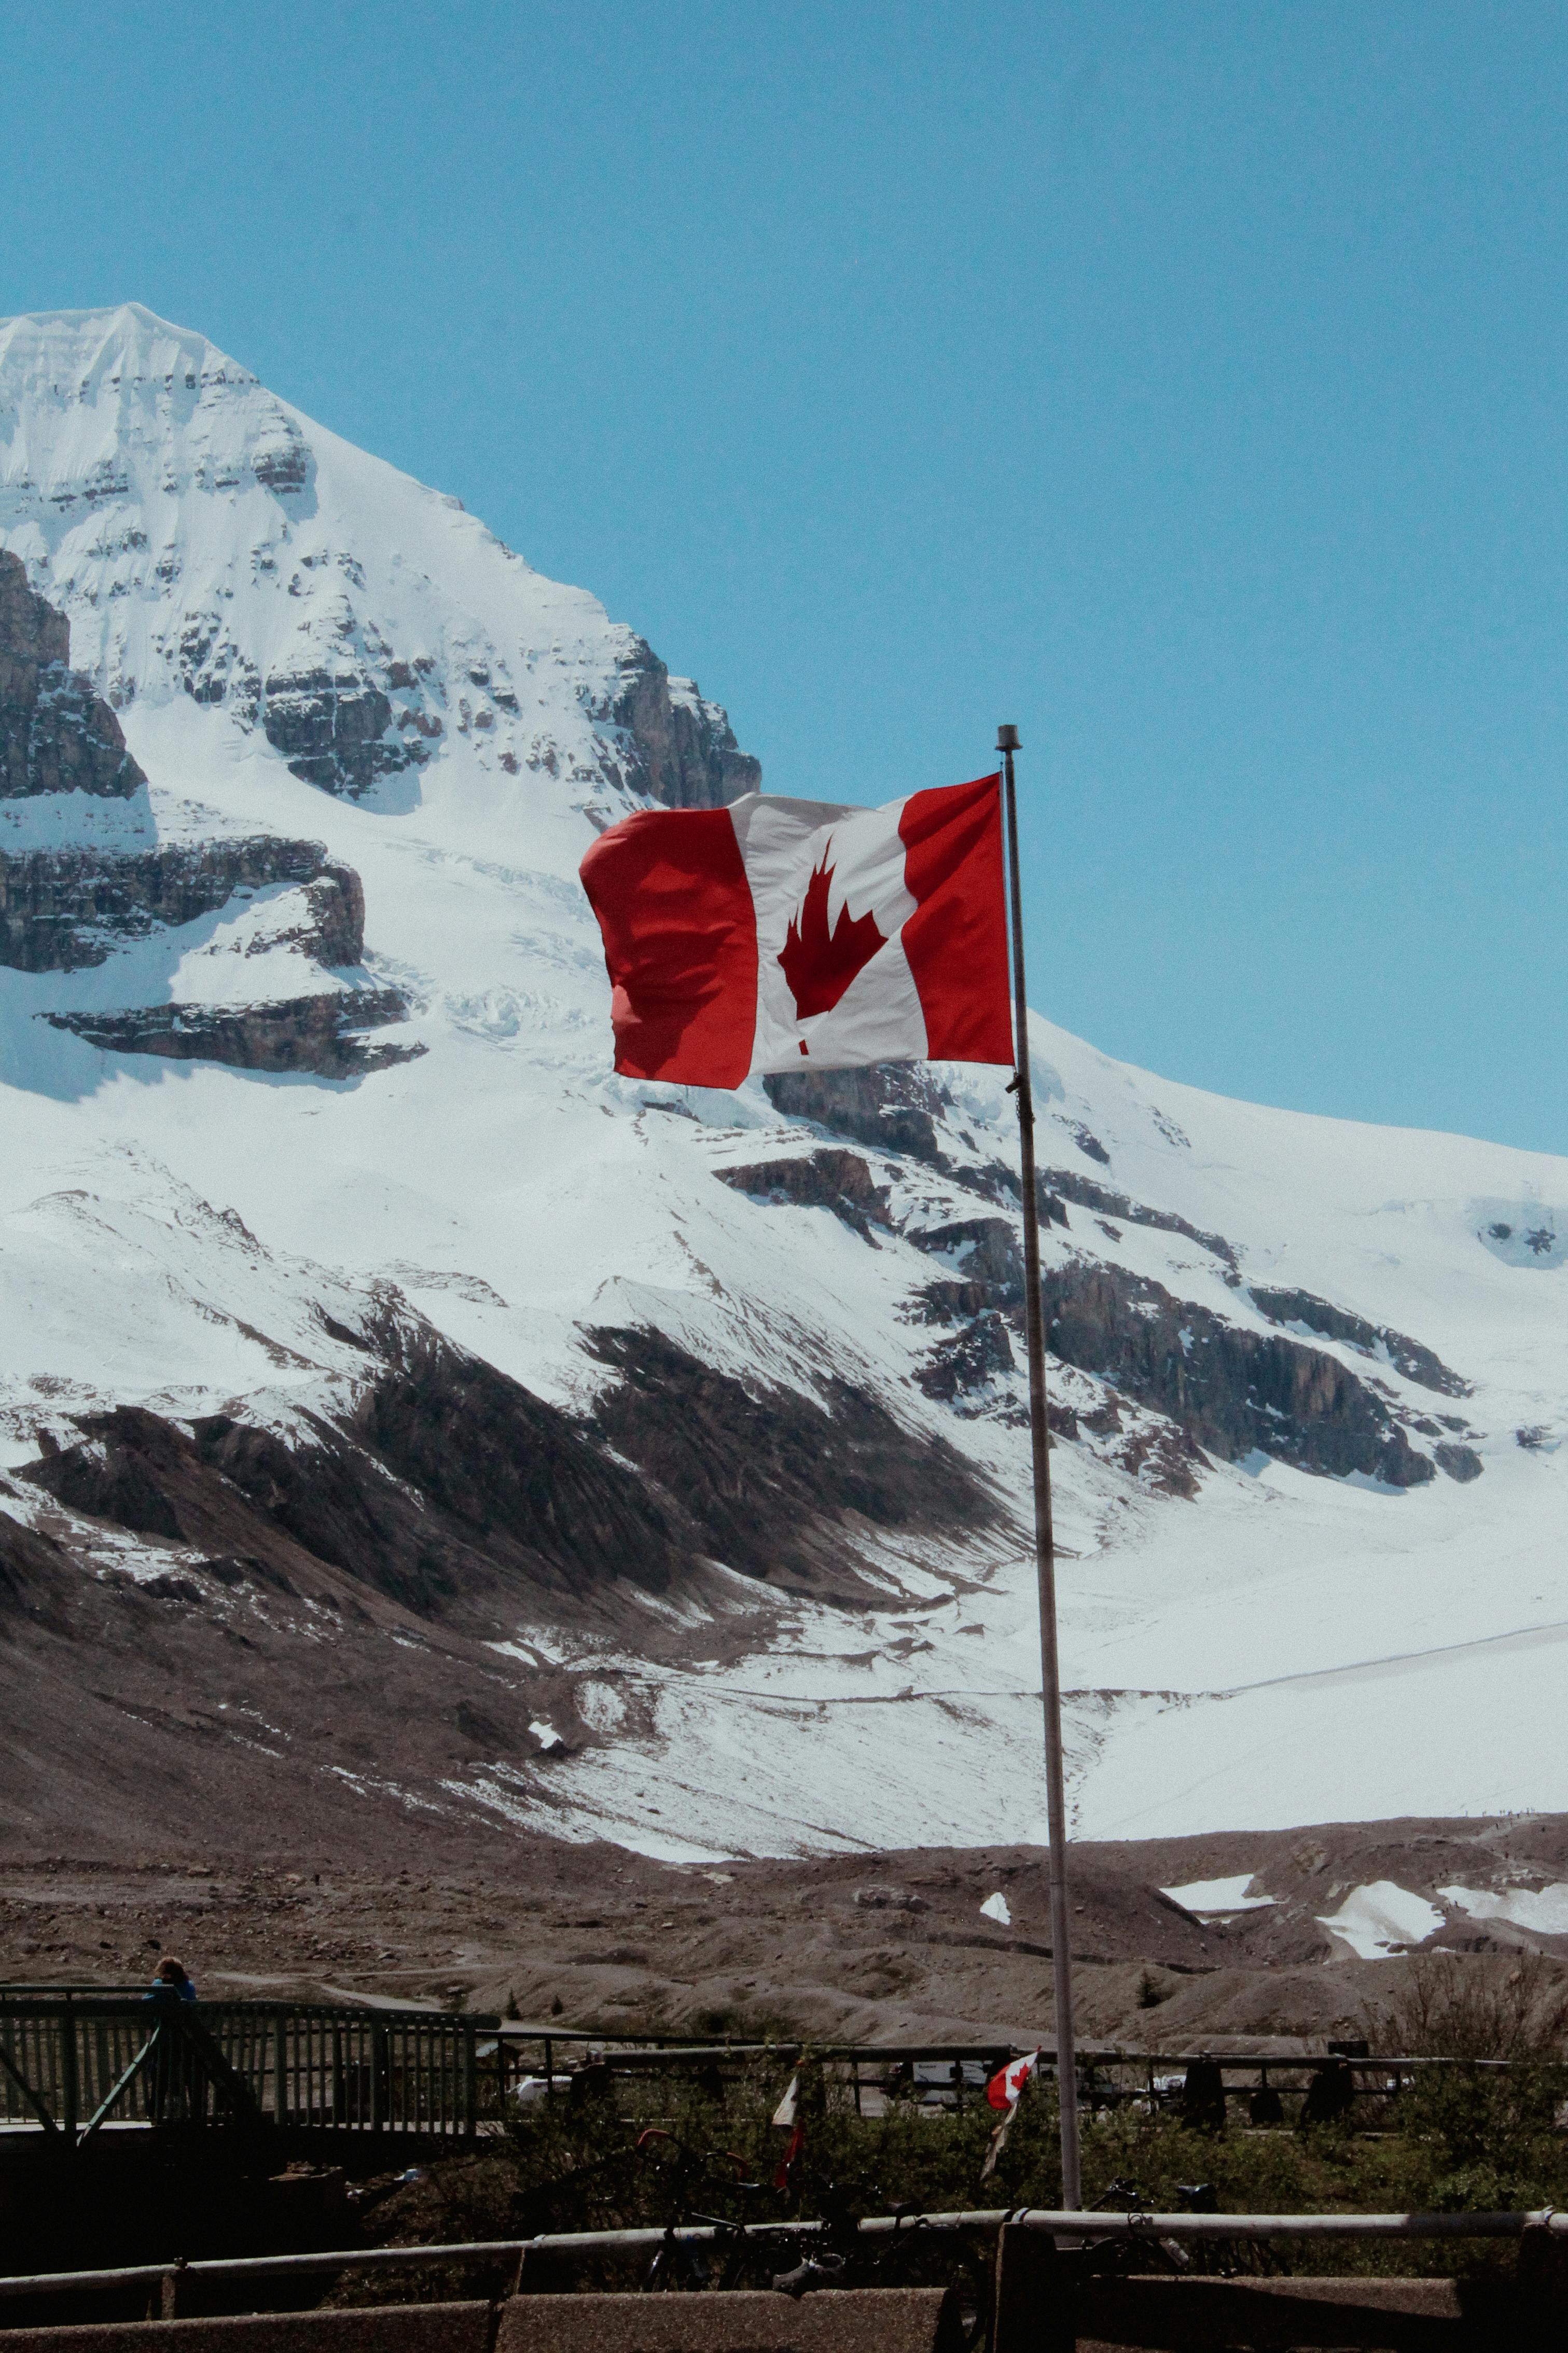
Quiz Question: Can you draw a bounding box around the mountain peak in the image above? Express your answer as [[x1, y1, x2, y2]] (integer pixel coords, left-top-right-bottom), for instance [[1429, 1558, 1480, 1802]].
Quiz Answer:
[[0, 301, 252, 394], [0, 306, 756, 812]]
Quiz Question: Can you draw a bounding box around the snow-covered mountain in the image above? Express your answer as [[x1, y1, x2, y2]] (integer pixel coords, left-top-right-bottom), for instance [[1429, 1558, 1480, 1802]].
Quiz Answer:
[[1, 302, 1564, 1864]]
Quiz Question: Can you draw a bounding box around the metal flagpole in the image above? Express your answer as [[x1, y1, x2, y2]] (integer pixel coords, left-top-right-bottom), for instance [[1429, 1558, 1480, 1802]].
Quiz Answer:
[[997, 721, 1082, 2211]]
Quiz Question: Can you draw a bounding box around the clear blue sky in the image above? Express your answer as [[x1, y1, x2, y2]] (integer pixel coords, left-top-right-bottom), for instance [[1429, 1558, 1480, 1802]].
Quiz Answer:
[[4, 2, 1564, 1151]]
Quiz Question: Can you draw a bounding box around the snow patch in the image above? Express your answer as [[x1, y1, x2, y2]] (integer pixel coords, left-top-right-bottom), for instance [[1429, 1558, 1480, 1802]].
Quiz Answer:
[[1440, 1883, 1568, 1937], [1162, 1874, 1275, 1918], [1316, 1881, 1445, 1960]]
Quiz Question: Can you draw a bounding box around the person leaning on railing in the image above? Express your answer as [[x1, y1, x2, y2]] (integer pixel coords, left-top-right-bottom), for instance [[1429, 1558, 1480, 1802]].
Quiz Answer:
[[144, 1956, 197, 2004], [143, 1956, 197, 2124]]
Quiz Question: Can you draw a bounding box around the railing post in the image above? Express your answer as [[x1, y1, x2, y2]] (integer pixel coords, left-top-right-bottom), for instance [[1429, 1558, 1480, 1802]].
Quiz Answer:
[[60, 1996, 78, 2142], [273, 2014, 288, 2131], [370, 2021, 387, 2133], [463, 2022, 478, 2139]]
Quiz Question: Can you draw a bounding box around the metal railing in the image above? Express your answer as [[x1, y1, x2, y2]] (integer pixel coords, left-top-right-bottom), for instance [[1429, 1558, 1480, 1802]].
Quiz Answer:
[[2, 2204, 1567, 2305], [0, 1994, 485, 2143], [481, 2026, 1497, 2116], [0, 1990, 1532, 2146]]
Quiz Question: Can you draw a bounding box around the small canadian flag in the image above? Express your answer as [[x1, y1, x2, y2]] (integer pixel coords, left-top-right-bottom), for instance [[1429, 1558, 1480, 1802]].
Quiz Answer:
[[987, 2050, 1039, 2112], [579, 772, 1012, 1086]]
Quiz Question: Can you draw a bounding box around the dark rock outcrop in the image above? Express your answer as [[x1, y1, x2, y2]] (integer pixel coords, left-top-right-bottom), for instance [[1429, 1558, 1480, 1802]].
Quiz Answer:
[[1042, 1257, 1436, 1487], [1248, 1286, 1470, 1399], [0, 838, 356, 972], [0, 1505, 74, 1625], [763, 1064, 948, 1166], [602, 639, 760, 809], [18, 1316, 997, 1629], [260, 667, 424, 800], [46, 986, 419, 1078], [0, 551, 144, 799], [251, 415, 310, 492], [905, 1219, 1026, 1331], [1061, 1120, 1111, 1166], [587, 1326, 1000, 1599], [763, 1065, 1073, 1227], [21, 1364, 687, 1628], [914, 1310, 1017, 1409], [1434, 1441, 1484, 1482], [715, 1150, 893, 1241], [909, 1217, 1026, 1297]]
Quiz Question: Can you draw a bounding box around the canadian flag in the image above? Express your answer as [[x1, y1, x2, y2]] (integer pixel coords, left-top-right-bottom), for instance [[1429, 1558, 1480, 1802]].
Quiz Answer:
[[987, 2050, 1039, 2112], [579, 771, 1012, 1087]]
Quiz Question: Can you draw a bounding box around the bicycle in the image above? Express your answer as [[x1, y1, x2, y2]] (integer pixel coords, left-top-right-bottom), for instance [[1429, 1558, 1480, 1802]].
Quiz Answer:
[[1080, 2176, 1246, 2279], [771, 2181, 992, 2348], [633, 2127, 774, 2291]]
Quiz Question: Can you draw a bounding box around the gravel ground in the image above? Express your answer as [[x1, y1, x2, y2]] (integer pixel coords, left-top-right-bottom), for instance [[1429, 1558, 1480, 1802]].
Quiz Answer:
[[6, 1811, 1568, 2051]]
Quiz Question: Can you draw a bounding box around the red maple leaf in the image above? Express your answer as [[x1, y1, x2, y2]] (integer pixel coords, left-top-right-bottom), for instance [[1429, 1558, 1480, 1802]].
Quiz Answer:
[[778, 845, 886, 1022]]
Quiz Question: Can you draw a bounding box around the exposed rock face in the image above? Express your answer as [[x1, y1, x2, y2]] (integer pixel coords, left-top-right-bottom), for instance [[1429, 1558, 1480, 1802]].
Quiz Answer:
[[761, 1065, 1045, 1220], [265, 865, 364, 967], [914, 1309, 1017, 1409], [0, 549, 409, 1078], [911, 1216, 1026, 1294], [259, 666, 423, 801], [21, 1375, 683, 1631], [586, 1326, 1000, 1601], [0, 839, 356, 971], [1042, 1257, 1436, 1487], [18, 1317, 996, 1631], [763, 1064, 948, 1167], [1248, 1285, 1470, 1399], [0, 1506, 73, 1624], [604, 640, 761, 809], [754, 1069, 1474, 1492], [46, 985, 419, 1079], [168, 615, 432, 804], [0, 551, 143, 799], [715, 1149, 894, 1241]]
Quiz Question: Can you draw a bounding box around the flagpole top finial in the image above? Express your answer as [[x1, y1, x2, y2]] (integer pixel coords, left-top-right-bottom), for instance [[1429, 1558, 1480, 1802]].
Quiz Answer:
[[996, 724, 1021, 754]]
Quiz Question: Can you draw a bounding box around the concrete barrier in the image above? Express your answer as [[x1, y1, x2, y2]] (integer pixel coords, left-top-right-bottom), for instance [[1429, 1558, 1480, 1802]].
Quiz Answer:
[[0, 2289, 963, 2353], [495, 2287, 963, 2351], [1067, 2273, 1496, 2351], [0, 2306, 495, 2353]]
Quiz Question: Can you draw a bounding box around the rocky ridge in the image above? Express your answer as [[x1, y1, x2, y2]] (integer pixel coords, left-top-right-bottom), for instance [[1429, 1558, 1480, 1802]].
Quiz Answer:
[[750, 1065, 1482, 1495], [0, 549, 414, 1073]]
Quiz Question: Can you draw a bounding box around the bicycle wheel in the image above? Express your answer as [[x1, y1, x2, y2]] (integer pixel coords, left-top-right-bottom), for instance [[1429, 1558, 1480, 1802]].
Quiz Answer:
[[640, 2242, 714, 2292]]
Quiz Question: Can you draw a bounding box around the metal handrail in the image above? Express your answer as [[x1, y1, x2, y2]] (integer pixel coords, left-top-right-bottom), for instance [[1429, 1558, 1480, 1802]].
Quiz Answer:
[[0, 1997, 488, 2142], [2, 2205, 1566, 2301]]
